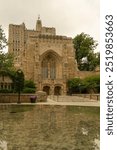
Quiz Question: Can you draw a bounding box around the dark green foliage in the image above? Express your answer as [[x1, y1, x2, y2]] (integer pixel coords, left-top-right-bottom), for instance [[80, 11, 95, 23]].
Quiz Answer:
[[0, 52, 14, 69], [67, 75, 100, 94], [67, 78, 82, 94], [24, 80, 36, 88], [73, 32, 99, 71], [0, 52, 15, 87], [23, 87, 36, 93], [0, 26, 15, 77], [0, 89, 13, 93], [82, 75, 100, 93], [23, 80, 36, 93], [0, 69, 15, 85], [0, 29, 15, 83], [0, 50, 15, 77]]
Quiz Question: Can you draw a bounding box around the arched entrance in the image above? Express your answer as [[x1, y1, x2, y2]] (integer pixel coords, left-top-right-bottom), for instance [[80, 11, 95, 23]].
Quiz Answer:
[[43, 86, 50, 95], [54, 86, 61, 95]]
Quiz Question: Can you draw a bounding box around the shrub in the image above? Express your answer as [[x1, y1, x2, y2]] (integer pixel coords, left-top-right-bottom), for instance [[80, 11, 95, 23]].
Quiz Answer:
[[82, 75, 100, 93], [23, 88, 36, 93], [0, 89, 13, 93], [67, 78, 82, 94], [67, 75, 100, 94], [24, 80, 36, 89], [23, 80, 36, 93]]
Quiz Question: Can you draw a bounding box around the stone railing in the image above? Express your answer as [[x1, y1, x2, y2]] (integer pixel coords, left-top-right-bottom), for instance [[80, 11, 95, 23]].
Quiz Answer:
[[49, 94, 100, 102], [71, 94, 100, 101], [0, 94, 36, 103], [0, 92, 47, 103]]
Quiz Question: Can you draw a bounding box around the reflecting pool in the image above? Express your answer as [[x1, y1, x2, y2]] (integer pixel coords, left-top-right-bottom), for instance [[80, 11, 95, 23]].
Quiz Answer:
[[0, 104, 100, 150]]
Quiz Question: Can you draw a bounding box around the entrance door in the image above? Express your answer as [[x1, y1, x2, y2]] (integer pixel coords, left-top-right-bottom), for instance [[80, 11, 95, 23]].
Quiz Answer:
[[43, 86, 50, 95], [54, 86, 61, 95]]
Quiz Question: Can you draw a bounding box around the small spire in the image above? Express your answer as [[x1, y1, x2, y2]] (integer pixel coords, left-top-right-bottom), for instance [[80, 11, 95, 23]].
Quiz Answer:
[[38, 15, 40, 20], [36, 15, 42, 31]]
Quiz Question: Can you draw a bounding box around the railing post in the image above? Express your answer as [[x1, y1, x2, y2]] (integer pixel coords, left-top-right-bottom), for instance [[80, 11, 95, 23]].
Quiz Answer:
[[97, 95, 99, 101], [90, 94, 92, 100]]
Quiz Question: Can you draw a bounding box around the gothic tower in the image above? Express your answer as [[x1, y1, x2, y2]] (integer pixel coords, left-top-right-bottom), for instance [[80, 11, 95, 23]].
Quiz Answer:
[[36, 16, 42, 31]]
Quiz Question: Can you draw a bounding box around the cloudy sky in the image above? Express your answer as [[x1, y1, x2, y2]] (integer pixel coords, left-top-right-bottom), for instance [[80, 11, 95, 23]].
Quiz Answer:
[[0, 0, 99, 51]]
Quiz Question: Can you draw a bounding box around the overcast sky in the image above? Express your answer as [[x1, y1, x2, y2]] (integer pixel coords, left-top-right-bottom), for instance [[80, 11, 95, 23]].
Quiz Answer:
[[0, 0, 99, 51]]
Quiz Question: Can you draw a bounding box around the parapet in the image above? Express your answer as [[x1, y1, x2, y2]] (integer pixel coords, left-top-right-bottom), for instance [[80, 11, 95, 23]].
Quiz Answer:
[[9, 19, 72, 43], [29, 34, 72, 43], [42, 27, 56, 35]]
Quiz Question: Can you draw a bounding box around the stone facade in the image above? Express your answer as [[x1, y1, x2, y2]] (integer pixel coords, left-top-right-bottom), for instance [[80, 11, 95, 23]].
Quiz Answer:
[[8, 18, 78, 95], [0, 75, 13, 91]]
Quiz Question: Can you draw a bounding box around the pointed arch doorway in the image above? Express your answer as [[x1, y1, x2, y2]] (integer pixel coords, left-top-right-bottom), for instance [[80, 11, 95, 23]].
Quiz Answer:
[[43, 86, 50, 95], [54, 86, 62, 95]]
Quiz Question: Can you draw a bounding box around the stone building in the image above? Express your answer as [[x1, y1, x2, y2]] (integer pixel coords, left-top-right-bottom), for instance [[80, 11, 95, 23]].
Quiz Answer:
[[0, 75, 13, 91], [8, 17, 78, 95]]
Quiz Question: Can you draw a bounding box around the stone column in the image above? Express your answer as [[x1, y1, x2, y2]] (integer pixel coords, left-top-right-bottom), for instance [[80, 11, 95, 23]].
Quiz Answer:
[[48, 62, 50, 79]]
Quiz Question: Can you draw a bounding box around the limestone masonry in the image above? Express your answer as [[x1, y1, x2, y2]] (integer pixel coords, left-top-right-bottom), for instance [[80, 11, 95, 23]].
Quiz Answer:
[[8, 17, 78, 95]]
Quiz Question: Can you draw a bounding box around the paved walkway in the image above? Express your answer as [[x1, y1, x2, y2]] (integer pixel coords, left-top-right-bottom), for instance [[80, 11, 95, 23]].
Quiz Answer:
[[47, 98, 100, 107]]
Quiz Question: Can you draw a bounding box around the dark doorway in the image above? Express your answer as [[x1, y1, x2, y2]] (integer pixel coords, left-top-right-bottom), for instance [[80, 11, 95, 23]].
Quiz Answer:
[[43, 86, 50, 95], [54, 86, 61, 95]]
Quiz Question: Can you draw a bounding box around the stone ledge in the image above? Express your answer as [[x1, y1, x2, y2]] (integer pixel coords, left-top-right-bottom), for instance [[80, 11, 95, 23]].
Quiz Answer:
[[0, 92, 47, 103]]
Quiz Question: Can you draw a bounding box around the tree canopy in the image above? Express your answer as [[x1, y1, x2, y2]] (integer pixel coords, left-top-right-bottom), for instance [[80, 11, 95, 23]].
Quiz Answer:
[[73, 32, 99, 71], [67, 75, 100, 94], [0, 25, 7, 51], [0, 26, 15, 76], [0, 52, 14, 75]]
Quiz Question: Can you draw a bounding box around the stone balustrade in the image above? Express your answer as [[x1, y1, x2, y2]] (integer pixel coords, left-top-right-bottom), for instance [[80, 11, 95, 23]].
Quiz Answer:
[[0, 92, 47, 103]]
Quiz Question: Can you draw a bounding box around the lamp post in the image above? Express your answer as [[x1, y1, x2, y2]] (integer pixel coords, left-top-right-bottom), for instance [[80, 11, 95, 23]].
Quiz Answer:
[[14, 69, 24, 104], [79, 83, 81, 94]]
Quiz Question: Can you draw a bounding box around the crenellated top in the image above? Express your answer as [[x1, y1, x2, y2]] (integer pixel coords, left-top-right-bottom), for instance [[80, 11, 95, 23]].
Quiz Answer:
[[29, 34, 72, 42]]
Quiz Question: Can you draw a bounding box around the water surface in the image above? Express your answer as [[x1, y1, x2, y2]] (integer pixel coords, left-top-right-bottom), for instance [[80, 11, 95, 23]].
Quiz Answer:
[[0, 104, 100, 150]]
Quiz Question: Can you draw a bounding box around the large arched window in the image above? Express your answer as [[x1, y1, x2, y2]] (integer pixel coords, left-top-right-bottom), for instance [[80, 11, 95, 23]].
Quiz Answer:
[[42, 59, 48, 78], [41, 53, 56, 79]]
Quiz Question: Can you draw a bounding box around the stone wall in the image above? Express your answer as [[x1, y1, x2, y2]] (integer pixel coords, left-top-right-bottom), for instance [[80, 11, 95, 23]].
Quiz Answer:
[[0, 94, 36, 103], [77, 71, 100, 79], [71, 94, 100, 100], [49, 94, 100, 102]]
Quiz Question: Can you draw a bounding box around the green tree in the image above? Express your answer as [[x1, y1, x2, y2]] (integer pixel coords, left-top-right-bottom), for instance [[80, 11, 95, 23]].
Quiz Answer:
[[0, 26, 14, 75], [73, 32, 99, 71], [0, 26, 15, 91], [67, 75, 100, 94], [0, 25, 7, 51], [0, 53, 14, 75]]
